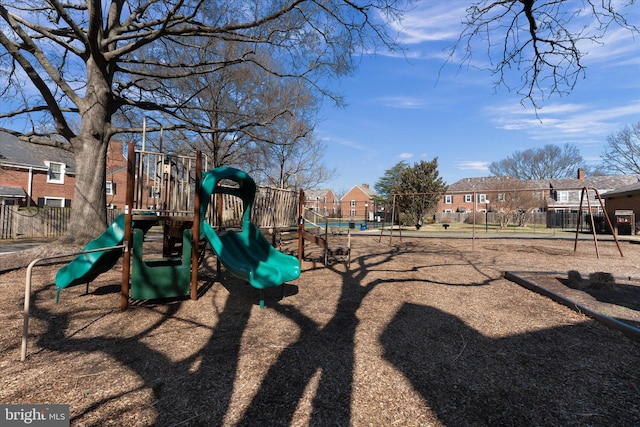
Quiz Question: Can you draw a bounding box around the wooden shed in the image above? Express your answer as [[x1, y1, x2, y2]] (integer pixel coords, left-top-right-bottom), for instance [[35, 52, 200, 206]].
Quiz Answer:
[[602, 181, 640, 235]]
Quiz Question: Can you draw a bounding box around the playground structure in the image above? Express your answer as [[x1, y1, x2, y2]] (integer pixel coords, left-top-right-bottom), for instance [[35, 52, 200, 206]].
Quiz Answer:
[[297, 190, 351, 268], [54, 142, 302, 311]]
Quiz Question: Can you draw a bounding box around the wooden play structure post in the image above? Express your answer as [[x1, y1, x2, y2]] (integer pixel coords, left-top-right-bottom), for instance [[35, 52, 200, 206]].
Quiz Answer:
[[190, 152, 201, 300], [121, 141, 135, 310], [298, 189, 305, 263], [120, 143, 204, 310]]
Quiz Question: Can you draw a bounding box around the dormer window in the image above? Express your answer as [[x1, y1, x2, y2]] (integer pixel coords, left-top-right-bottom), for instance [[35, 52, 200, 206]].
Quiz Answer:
[[46, 161, 65, 184]]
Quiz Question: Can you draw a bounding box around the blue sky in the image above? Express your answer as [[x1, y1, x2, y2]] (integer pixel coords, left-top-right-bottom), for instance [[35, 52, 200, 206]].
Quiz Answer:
[[317, 2, 640, 194]]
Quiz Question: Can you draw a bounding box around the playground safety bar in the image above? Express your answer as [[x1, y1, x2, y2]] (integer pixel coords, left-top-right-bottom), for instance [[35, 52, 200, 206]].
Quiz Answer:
[[21, 244, 126, 361]]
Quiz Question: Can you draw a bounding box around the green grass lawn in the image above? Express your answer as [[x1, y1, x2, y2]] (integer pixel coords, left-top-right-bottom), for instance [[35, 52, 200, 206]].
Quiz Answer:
[[402, 222, 571, 234]]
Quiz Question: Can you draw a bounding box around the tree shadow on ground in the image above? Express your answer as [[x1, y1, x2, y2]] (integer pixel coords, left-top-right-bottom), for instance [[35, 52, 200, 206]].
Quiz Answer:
[[27, 243, 424, 425], [29, 273, 251, 426], [22, 239, 638, 426], [381, 302, 640, 426]]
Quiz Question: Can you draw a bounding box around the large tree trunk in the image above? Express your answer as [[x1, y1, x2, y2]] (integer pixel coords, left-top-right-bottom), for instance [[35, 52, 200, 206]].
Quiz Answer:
[[61, 139, 108, 244], [57, 58, 110, 245]]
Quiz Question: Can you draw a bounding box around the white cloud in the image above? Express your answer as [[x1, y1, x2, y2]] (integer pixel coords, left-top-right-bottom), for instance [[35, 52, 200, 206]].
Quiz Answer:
[[322, 136, 369, 151], [398, 152, 413, 159], [486, 99, 640, 143], [390, 3, 468, 45], [457, 161, 490, 171], [577, 24, 640, 66], [378, 96, 426, 109]]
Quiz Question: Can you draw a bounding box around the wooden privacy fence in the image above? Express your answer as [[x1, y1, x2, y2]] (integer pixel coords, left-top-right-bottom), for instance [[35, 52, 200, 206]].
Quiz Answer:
[[205, 186, 299, 230], [0, 206, 122, 240], [1, 186, 298, 240], [0, 206, 72, 240]]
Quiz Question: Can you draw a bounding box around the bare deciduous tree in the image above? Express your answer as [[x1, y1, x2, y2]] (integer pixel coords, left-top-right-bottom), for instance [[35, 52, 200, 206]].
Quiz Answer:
[[487, 178, 539, 228], [251, 135, 336, 190], [456, 1, 639, 107], [0, 0, 403, 243], [600, 122, 640, 175], [489, 144, 584, 179]]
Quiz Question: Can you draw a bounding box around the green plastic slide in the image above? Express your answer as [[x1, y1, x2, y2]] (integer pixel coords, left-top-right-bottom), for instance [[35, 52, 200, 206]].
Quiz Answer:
[[55, 213, 127, 301], [55, 213, 154, 302], [199, 167, 300, 301]]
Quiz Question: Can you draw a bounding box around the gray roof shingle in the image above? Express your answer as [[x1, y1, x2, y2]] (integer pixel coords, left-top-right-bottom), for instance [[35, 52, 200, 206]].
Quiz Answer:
[[0, 131, 75, 173], [446, 174, 640, 193], [0, 185, 27, 197], [601, 180, 640, 198]]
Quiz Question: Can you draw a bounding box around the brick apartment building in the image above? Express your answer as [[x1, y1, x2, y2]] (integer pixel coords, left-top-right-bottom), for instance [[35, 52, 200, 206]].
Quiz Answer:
[[303, 188, 340, 217], [341, 184, 377, 220], [436, 170, 639, 215], [0, 131, 128, 208]]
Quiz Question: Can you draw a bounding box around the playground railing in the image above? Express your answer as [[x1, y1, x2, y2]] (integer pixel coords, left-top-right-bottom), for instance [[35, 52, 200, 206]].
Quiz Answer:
[[21, 244, 125, 361]]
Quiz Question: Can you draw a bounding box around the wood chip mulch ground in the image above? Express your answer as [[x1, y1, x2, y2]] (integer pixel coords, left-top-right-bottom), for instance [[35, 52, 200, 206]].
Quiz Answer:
[[1, 234, 640, 426]]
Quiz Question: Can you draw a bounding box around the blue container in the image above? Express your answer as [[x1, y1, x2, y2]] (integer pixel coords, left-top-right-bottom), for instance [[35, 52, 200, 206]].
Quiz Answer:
[[360, 223, 367, 231]]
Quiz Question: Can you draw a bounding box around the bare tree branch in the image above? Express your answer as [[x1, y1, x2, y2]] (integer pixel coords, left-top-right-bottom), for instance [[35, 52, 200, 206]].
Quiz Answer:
[[453, 0, 639, 108]]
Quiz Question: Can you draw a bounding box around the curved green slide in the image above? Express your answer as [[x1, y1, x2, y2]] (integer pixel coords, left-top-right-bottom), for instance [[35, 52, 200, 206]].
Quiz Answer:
[[55, 213, 152, 302], [200, 167, 300, 305]]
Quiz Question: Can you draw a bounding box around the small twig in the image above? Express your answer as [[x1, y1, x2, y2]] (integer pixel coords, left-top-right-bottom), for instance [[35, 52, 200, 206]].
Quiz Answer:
[[451, 332, 467, 363], [168, 413, 205, 427]]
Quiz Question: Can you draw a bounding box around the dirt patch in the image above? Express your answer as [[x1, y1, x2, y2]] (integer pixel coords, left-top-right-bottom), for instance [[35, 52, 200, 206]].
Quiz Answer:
[[2, 235, 640, 426]]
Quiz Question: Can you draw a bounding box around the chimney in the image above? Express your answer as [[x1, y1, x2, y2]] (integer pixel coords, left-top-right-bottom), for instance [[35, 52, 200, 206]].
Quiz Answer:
[[577, 168, 585, 181], [362, 183, 369, 189]]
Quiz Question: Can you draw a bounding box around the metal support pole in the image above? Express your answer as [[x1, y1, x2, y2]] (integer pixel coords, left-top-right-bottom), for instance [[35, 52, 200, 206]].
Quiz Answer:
[[22, 245, 124, 361]]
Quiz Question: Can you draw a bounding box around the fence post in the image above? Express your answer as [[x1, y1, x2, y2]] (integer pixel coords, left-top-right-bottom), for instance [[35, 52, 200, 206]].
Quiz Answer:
[[11, 205, 18, 239]]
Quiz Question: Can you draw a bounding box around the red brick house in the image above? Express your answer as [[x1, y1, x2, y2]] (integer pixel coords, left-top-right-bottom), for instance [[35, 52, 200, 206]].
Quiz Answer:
[[437, 170, 639, 214], [436, 176, 525, 213], [341, 184, 377, 220], [104, 140, 128, 208], [0, 131, 128, 208], [303, 188, 340, 217]]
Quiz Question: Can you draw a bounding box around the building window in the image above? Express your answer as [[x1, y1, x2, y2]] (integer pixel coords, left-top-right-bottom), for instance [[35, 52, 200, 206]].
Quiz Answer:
[[46, 162, 65, 184], [557, 191, 569, 202], [44, 197, 65, 207], [444, 195, 453, 204], [497, 193, 505, 202], [464, 194, 473, 203], [350, 209, 356, 216], [350, 200, 356, 207], [478, 194, 487, 203], [106, 181, 115, 195]]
